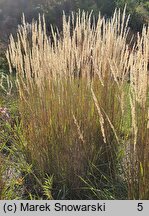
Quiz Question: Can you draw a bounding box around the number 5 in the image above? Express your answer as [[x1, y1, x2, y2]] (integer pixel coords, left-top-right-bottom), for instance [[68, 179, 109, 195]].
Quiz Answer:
[[137, 203, 143, 211]]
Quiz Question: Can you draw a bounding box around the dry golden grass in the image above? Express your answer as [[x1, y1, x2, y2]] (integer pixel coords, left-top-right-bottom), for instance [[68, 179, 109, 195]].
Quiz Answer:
[[6, 8, 149, 199], [6, 9, 131, 87]]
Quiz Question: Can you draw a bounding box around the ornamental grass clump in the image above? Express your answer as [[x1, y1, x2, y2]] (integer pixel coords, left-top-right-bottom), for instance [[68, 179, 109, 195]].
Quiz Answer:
[[6, 8, 149, 199]]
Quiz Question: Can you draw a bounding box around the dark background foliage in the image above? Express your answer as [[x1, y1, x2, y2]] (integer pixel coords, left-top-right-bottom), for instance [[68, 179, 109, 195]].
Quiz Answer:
[[0, 0, 148, 43]]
